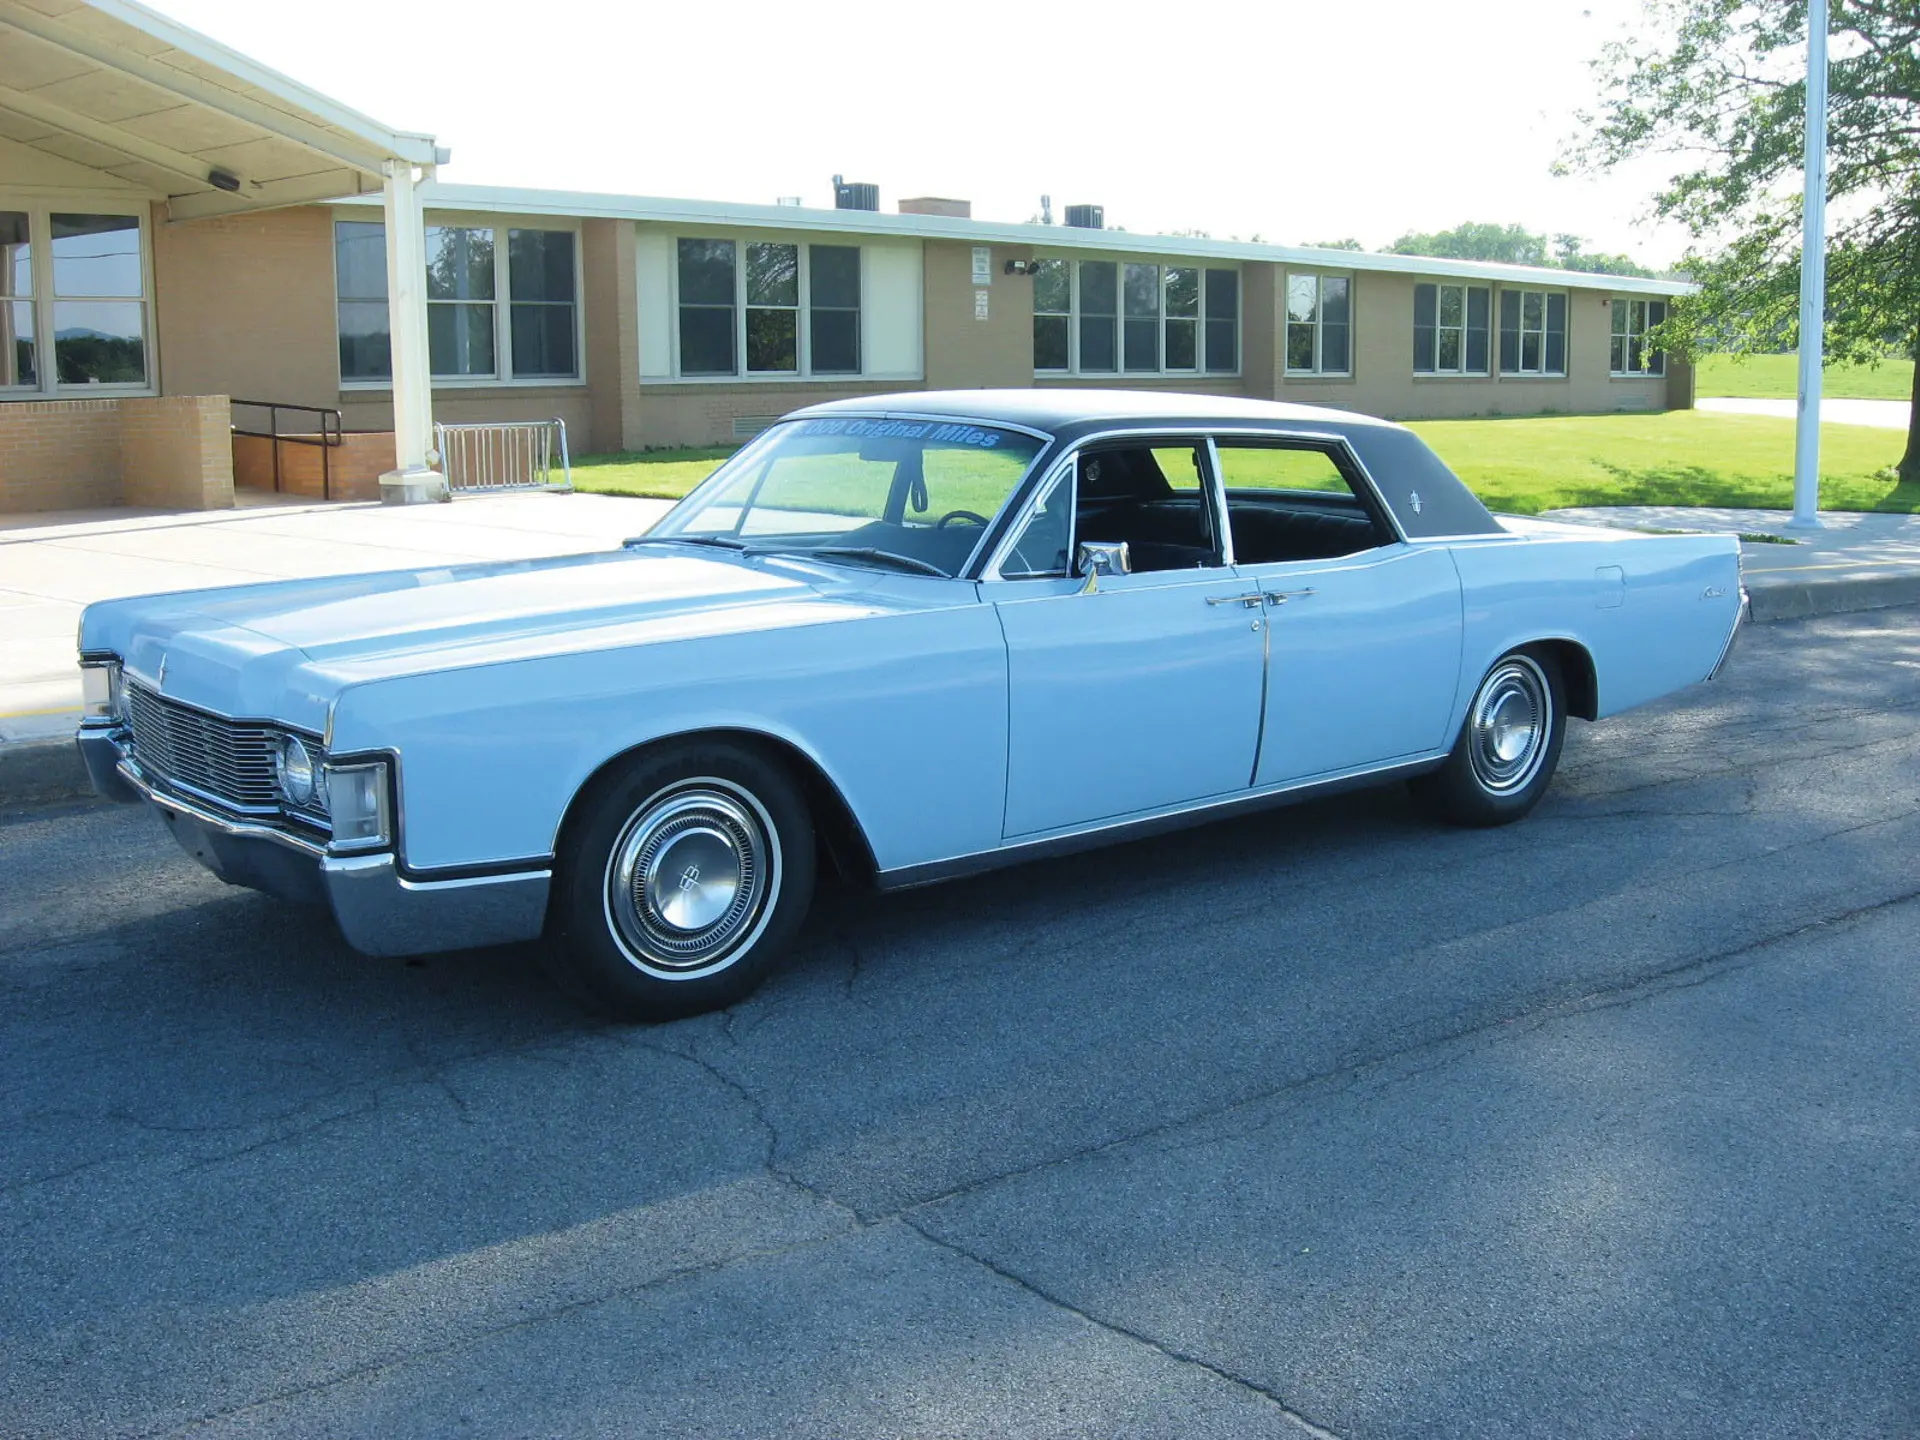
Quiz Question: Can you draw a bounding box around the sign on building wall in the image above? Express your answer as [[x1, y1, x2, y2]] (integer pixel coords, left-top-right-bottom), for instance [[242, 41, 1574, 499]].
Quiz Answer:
[[974, 289, 990, 321], [971, 246, 991, 285]]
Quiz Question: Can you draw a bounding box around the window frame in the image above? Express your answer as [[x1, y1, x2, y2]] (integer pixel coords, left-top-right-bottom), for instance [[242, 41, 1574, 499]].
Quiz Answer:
[[0, 197, 156, 400], [1030, 257, 1240, 379], [1497, 286, 1569, 379], [1413, 281, 1491, 378], [1610, 297, 1668, 378], [1283, 271, 1353, 378], [666, 237, 866, 382], [334, 211, 586, 391]]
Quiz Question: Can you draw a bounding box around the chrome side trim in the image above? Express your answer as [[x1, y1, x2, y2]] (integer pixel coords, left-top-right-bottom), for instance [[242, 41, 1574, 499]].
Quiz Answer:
[[324, 853, 550, 957], [875, 754, 1445, 891], [1707, 589, 1751, 681]]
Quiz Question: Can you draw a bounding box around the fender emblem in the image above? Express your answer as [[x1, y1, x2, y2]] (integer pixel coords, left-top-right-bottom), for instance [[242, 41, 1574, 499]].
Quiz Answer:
[[1409, 490, 1423, 516], [1703, 585, 1725, 599]]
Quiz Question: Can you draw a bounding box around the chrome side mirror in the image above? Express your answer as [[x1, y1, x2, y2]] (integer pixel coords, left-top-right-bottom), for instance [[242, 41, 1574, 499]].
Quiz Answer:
[[1074, 540, 1130, 593]]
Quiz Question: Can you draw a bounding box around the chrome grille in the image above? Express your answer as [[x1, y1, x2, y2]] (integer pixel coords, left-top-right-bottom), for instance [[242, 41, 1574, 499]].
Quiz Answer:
[[124, 681, 279, 813]]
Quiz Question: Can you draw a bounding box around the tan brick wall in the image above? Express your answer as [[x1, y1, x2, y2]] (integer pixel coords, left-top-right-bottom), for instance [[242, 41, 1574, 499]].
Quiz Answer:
[[152, 206, 339, 410], [0, 400, 122, 511], [118, 395, 234, 509], [582, 217, 642, 452], [634, 380, 917, 449], [0, 396, 233, 512], [1251, 268, 1670, 419], [923, 240, 1036, 390], [233, 431, 393, 501]]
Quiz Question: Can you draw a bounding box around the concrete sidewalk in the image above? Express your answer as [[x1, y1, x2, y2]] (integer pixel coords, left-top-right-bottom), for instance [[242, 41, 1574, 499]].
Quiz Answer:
[[1542, 505, 1920, 621], [1696, 395, 1911, 429]]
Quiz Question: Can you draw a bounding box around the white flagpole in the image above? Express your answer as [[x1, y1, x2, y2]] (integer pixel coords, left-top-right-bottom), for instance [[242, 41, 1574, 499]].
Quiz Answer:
[[1789, 0, 1830, 529]]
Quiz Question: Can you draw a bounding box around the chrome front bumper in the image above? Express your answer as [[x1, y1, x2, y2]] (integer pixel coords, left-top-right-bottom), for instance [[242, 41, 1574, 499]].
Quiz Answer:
[[79, 728, 550, 957]]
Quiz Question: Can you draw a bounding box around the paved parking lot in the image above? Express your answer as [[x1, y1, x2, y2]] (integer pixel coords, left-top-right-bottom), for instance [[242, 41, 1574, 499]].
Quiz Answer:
[[3, 611, 1918, 1437]]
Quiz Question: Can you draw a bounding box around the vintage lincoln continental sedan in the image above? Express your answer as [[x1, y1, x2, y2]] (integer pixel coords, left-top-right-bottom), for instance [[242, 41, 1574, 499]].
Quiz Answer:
[[77, 391, 1746, 1019]]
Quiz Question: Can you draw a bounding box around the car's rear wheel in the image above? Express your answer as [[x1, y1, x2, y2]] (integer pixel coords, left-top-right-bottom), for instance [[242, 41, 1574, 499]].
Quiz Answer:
[[549, 740, 815, 1021], [1410, 649, 1564, 827]]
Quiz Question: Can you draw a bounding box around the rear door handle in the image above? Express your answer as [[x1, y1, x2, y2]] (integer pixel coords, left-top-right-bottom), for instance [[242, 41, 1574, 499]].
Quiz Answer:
[[1206, 592, 1265, 609]]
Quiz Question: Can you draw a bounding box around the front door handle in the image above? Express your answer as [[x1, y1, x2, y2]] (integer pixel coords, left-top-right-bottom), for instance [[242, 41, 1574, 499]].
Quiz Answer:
[[1262, 588, 1317, 606], [1206, 592, 1265, 609]]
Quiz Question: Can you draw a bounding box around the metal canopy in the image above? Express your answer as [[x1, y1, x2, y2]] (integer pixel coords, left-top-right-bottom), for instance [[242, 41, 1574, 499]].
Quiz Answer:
[[0, 0, 440, 220]]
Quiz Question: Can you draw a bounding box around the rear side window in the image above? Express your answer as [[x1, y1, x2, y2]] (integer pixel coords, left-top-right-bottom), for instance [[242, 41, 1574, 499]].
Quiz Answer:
[[1215, 440, 1390, 565]]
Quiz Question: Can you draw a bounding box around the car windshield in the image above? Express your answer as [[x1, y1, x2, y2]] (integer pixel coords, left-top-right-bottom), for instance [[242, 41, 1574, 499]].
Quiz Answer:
[[648, 417, 1048, 578]]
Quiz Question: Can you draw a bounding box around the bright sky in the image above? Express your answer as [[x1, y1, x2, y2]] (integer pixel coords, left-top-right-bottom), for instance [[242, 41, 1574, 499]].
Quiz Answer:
[[155, 0, 1695, 265]]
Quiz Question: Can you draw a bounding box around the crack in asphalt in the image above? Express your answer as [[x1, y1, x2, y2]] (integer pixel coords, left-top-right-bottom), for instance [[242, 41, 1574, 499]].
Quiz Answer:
[[895, 1214, 1346, 1438]]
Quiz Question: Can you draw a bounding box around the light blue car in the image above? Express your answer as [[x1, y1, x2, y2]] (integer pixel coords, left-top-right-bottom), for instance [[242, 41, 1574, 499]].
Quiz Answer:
[[77, 392, 1746, 1019]]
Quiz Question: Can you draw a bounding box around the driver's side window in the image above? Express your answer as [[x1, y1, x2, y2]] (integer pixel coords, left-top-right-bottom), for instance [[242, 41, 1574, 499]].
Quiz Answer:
[[1002, 469, 1074, 579]]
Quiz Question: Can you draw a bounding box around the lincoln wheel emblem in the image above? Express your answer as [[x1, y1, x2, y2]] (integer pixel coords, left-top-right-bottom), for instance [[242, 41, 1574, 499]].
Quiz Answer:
[[678, 864, 702, 892]]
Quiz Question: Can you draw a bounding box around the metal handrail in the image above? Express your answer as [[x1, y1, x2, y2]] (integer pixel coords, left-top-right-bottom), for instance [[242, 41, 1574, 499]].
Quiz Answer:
[[230, 399, 345, 500]]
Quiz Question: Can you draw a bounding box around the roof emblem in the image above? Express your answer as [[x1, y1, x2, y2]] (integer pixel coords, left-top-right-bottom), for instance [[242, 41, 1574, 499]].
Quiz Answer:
[[1409, 490, 1423, 516]]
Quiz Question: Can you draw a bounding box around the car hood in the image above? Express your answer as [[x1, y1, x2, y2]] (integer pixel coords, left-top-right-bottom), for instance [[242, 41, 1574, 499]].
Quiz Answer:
[[80, 547, 912, 733]]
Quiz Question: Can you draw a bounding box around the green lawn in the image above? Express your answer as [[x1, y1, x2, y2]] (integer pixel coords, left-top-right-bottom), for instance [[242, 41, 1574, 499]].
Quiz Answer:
[[572, 410, 1917, 517], [1694, 351, 1914, 401], [1407, 411, 1913, 514]]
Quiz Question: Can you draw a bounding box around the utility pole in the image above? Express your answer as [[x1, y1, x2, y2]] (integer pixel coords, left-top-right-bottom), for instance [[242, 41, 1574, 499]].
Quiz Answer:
[[1790, 0, 1830, 529]]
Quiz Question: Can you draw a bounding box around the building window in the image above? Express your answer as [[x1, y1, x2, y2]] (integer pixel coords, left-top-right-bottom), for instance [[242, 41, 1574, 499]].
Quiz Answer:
[[335, 221, 390, 382], [1499, 289, 1568, 376], [1611, 298, 1667, 376], [1286, 273, 1350, 376], [335, 220, 581, 385], [508, 229, 578, 379], [1413, 282, 1489, 376], [810, 245, 861, 374], [1, 211, 35, 389], [426, 225, 495, 378], [1031, 259, 1238, 377], [672, 239, 865, 379], [0, 206, 150, 395], [745, 242, 799, 373]]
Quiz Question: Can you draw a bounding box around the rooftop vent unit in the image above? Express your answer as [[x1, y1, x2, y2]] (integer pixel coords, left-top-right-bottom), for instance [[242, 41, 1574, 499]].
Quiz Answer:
[[775, 196, 803, 207], [1064, 204, 1104, 230], [832, 175, 879, 211]]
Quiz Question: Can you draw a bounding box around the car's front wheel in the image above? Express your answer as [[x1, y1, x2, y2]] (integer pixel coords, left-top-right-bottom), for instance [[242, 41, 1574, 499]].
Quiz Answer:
[[549, 740, 815, 1021], [1410, 648, 1565, 827]]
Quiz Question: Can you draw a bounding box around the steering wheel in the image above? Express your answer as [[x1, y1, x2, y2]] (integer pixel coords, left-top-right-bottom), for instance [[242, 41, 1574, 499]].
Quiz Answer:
[[935, 509, 990, 529]]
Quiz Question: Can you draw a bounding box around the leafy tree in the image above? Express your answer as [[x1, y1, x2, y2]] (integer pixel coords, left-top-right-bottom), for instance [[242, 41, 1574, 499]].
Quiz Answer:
[[1570, 0, 1920, 482], [1390, 221, 1551, 266], [1553, 233, 1658, 277], [1304, 237, 1365, 250]]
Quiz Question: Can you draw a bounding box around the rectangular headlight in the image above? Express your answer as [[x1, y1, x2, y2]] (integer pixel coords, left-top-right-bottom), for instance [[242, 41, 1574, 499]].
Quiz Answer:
[[80, 660, 123, 723], [323, 761, 392, 850]]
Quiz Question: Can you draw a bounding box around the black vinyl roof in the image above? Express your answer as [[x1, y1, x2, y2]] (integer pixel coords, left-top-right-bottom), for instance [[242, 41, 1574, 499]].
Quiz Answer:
[[788, 389, 1502, 539]]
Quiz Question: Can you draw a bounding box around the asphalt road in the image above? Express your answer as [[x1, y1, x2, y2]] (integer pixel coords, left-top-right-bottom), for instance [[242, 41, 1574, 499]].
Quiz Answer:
[[3, 611, 1919, 1439]]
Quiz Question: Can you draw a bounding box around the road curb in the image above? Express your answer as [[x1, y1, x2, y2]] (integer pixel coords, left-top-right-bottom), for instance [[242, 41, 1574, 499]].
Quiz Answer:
[[0, 735, 91, 808], [1748, 573, 1920, 623]]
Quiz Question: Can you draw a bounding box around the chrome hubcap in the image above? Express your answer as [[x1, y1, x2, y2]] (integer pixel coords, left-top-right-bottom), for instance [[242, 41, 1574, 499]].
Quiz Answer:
[[1468, 657, 1551, 795], [605, 782, 778, 979]]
